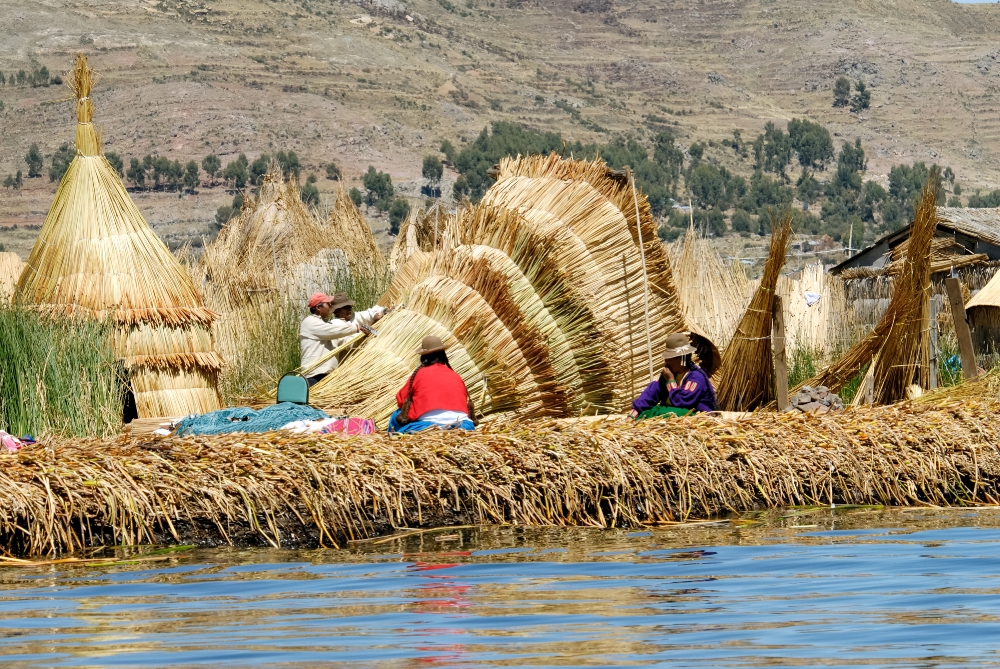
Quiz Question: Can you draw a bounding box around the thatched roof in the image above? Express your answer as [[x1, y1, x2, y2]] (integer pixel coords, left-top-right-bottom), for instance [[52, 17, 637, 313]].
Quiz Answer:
[[15, 56, 221, 418], [967, 266, 1000, 313]]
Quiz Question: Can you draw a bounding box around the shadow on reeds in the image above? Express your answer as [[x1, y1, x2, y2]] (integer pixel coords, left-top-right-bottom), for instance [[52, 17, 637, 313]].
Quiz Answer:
[[0, 304, 123, 437]]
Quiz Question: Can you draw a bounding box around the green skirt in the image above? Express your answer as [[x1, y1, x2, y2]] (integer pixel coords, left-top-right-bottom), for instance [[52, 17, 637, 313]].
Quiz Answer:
[[636, 405, 693, 420]]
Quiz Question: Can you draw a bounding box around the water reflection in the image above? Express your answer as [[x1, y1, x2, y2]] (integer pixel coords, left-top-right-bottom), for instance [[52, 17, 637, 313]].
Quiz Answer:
[[0, 508, 999, 666]]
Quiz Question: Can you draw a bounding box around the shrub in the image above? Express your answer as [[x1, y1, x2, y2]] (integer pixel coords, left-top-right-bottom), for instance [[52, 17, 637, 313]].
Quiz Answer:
[[362, 166, 394, 211], [325, 162, 342, 180], [24, 143, 42, 178], [105, 151, 124, 178], [349, 187, 363, 207], [202, 154, 222, 180], [388, 197, 410, 234], [48, 143, 75, 182]]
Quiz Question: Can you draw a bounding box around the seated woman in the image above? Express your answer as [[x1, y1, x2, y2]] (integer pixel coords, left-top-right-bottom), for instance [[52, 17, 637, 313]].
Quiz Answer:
[[388, 336, 477, 433], [630, 332, 718, 419]]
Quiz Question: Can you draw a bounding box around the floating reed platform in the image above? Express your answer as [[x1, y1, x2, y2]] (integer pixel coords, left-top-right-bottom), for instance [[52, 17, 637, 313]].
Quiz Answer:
[[3, 400, 1000, 556]]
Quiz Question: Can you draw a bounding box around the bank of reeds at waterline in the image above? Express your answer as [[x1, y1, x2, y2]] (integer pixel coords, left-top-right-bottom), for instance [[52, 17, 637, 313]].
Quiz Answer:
[[3, 398, 1000, 556]]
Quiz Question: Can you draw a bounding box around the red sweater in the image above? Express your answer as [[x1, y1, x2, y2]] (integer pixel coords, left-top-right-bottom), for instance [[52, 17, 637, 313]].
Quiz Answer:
[[395, 363, 470, 419]]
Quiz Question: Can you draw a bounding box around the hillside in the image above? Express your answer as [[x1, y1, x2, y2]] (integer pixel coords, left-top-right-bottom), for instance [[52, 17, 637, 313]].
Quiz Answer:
[[2, 0, 1000, 258]]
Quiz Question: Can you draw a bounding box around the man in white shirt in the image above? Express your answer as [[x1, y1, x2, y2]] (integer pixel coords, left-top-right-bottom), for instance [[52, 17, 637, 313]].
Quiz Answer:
[[299, 292, 386, 386]]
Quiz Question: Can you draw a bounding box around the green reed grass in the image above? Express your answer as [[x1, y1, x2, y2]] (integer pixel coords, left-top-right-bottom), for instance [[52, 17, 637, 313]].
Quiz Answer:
[[0, 305, 123, 437]]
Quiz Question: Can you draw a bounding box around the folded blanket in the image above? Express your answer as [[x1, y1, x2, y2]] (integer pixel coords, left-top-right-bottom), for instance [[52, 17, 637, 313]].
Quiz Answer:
[[174, 403, 329, 436]]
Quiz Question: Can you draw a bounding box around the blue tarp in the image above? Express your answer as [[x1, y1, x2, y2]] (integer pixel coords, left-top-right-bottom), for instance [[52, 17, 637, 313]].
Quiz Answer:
[[174, 403, 329, 436]]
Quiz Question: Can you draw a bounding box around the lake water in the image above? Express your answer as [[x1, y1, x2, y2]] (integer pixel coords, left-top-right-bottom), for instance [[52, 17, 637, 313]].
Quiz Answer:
[[2, 507, 1000, 668]]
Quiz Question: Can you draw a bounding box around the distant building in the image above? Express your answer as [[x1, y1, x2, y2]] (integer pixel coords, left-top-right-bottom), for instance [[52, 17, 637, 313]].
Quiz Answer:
[[830, 207, 1000, 276]]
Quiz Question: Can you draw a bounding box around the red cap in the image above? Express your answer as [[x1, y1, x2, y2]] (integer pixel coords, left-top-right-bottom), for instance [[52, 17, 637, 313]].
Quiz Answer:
[[308, 292, 333, 308]]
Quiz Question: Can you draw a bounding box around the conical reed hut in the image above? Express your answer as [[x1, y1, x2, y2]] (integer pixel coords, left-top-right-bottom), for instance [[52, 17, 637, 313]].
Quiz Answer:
[[799, 178, 938, 402], [15, 56, 222, 418], [305, 153, 688, 423], [0, 252, 23, 303]]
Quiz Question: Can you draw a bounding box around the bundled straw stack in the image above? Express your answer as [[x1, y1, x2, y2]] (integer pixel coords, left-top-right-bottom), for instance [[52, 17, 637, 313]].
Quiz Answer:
[[324, 188, 385, 275], [200, 163, 328, 311], [389, 205, 447, 272], [15, 56, 222, 418], [801, 178, 939, 402], [716, 214, 793, 410], [307, 154, 687, 422], [667, 224, 749, 348], [0, 252, 23, 303]]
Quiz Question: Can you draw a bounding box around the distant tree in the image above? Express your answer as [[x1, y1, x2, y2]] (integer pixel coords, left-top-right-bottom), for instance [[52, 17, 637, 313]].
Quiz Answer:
[[731, 209, 753, 233], [706, 209, 726, 237], [349, 187, 363, 207], [183, 161, 200, 192], [422, 155, 443, 185], [943, 166, 955, 183], [202, 154, 222, 181], [232, 192, 244, 212], [947, 195, 962, 208], [0, 72, 5, 85], [301, 174, 320, 206], [362, 166, 394, 211], [453, 175, 469, 201], [127, 158, 146, 188], [954, 183, 962, 196], [838, 138, 867, 174], [325, 162, 342, 180], [24, 143, 42, 178], [30, 66, 50, 87], [833, 76, 851, 107], [105, 151, 124, 177], [222, 154, 249, 190], [796, 169, 821, 206], [0, 101, 4, 113], [388, 198, 410, 235], [787, 118, 834, 169], [687, 142, 705, 165], [250, 154, 270, 185], [168, 160, 184, 190], [752, 122, 792, 178], [687, 163, 745, 211], [15, 70, 27, 86], [850, 80, 871, 112], [440, 139, 457, 163], [48, 143, 75, 182], [2, 174, 14, 190], [276, 150, 301, 179], [15, 170, 22, 190], [215, 204, 233, 228]]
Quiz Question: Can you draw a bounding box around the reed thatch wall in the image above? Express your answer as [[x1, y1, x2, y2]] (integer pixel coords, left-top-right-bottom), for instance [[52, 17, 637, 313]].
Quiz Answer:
[[0, 252, 23, 303], [3, 399, 1000, 556]]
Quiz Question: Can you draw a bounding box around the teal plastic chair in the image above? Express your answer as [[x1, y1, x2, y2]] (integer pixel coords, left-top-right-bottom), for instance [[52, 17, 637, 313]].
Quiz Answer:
[[276, 373, 309, 405]]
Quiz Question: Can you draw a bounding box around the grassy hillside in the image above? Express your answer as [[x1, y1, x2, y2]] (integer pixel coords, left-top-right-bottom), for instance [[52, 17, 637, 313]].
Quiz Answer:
[[2, 0, 1000, 257]]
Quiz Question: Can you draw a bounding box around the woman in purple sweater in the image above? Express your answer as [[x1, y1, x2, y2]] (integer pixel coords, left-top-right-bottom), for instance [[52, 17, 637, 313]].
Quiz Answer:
[[631, 332, 718, 418]]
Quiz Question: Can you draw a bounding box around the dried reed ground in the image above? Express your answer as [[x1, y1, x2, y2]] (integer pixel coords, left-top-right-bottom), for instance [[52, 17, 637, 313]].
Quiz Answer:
[[3, 401, 1000, 555]]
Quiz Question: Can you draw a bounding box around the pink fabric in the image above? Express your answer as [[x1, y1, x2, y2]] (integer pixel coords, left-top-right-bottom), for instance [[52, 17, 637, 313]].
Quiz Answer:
[[318, 417, 376, 435]]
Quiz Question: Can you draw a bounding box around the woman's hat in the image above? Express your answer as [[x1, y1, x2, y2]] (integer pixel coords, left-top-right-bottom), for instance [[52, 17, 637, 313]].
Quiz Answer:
[[329, 292, 355, 311], [417, 335, 447, 355], [662, 332, 697, 360]]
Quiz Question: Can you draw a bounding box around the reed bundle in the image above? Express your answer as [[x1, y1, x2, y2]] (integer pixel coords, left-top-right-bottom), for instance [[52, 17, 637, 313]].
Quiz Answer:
[[307, 154, 687, 422], [6, 400, 1000, 555], [716, 214, 792, 410], [0, 252, 23, 303], [15, 56, 221, 418], [390, 206, 447, 272], [324, 188, 385, 275], [802, 179, 938, 401], [667, 225, 750, 348]]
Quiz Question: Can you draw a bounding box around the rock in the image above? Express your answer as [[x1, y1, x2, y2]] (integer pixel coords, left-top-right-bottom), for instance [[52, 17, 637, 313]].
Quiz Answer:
[[797, 401, 822, 413]]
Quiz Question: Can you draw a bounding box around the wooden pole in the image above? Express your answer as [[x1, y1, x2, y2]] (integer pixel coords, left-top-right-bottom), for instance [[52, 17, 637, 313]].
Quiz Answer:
[[945, 277, 978, 380], [929, 296, 939, 390], [625, 166, 654, 378], [772, 294, 789, 410]]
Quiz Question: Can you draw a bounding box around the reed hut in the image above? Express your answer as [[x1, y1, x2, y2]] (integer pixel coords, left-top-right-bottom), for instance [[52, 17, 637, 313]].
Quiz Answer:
[[15, 56, 222, 418], [0, 252, 23, 303], [966, 269, 1000, 365], [306, 154, 688, 422]]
